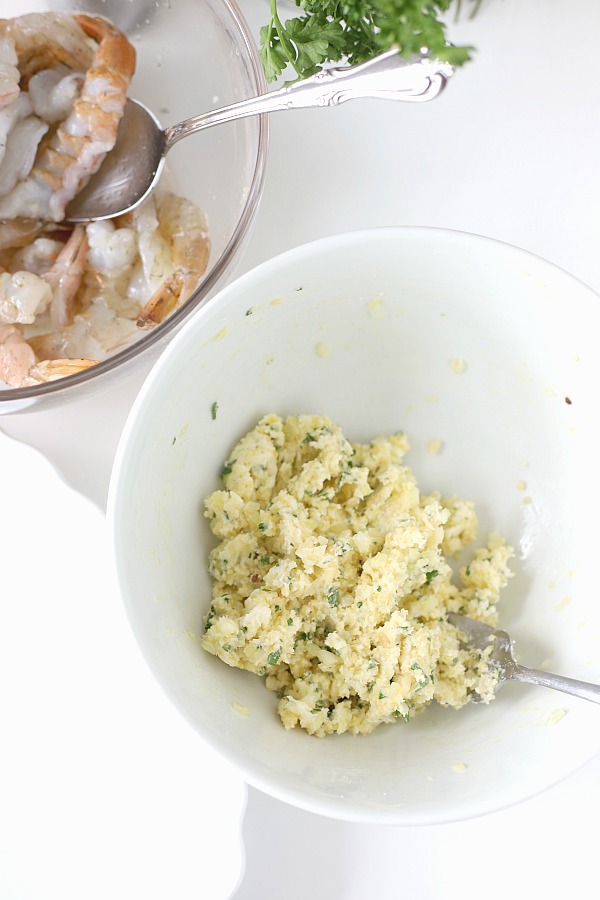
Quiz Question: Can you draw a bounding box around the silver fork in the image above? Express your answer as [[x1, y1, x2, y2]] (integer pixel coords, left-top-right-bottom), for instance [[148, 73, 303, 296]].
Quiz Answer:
[[448, 613, 600, 704]]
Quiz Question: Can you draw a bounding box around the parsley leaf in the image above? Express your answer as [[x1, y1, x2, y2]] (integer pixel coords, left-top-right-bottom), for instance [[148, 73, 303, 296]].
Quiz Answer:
[[259, 0, 479, 83]]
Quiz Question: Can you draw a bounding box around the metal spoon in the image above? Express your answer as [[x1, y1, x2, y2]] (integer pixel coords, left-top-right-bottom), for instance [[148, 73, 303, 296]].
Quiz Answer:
[[65, 50, 453, 222], [448, 613, 600, 704]]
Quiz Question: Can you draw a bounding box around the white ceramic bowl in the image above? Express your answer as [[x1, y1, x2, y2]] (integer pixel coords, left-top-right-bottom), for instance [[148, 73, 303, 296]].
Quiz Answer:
[[0, 0, 267, 413], [108, 227, 600, 825]]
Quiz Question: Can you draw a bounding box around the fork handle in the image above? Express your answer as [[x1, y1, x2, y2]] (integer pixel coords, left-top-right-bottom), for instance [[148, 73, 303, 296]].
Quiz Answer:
[[514, 665, 600, 704]]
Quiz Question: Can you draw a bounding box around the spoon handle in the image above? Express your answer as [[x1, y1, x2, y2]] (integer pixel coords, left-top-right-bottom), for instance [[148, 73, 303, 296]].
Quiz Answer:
[[165, 50, 453, 149], [513, 664, 600, 704]]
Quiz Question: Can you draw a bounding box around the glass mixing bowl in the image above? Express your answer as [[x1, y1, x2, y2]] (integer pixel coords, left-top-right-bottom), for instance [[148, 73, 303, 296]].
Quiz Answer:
[[0, 0, 268, 413]]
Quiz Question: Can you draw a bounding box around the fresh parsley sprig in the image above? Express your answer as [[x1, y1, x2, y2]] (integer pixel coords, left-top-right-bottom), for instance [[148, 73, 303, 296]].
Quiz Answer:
[[260, 0, 477, 83]]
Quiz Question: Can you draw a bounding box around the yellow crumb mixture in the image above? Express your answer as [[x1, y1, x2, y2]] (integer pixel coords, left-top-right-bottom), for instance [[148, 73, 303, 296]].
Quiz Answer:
[[201, 414, 513, 736]]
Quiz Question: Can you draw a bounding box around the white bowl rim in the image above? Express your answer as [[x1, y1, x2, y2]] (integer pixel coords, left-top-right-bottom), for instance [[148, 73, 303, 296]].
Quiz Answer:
[[108, 225, 600, 825]]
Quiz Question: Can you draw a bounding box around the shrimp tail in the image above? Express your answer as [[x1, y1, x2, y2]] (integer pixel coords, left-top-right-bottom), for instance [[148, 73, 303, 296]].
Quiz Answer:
[[42, 224, 88, 329], [20, 356, 97, 385], [136, 271, 184, 327]]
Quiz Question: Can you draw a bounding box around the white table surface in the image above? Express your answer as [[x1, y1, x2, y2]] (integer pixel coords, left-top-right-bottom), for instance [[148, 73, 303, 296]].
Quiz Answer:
[[2, 1, 600, 897]]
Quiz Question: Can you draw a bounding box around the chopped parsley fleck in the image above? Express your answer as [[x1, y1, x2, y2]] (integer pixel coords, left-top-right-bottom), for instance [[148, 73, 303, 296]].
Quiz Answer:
[[204, 604, 216, 631], [267, 650, 281, 666], [211, 401, 218, 420], [425, 569, 439, 584], [221, 459, 236, 477], [327, 587, 340, 607], [258, 522, 267, 532], [287, 617, 293, 626], [411, 661, 430, 689]]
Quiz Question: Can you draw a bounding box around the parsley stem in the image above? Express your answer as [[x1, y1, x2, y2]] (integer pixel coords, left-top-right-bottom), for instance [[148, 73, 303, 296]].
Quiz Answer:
[[269, 0, 303, 77]]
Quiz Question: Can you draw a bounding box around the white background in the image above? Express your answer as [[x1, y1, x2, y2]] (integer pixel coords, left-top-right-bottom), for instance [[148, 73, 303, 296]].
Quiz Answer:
[[2, 1, 600, 898]]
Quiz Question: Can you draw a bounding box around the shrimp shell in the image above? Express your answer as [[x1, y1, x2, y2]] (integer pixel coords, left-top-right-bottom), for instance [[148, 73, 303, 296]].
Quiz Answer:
[[20, 356, 96, 385]]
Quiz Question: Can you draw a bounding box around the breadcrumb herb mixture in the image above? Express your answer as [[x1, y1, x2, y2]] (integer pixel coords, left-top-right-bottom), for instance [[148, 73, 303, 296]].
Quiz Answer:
[[201, 414, 513, 737]]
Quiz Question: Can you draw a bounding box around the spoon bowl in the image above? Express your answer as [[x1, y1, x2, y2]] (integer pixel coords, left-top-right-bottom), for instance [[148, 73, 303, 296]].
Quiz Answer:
[[66, 51, 453, 222], [66, 100, 166, 223]]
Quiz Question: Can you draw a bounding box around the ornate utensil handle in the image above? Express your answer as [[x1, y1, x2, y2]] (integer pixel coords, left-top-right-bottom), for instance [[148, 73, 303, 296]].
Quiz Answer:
[[166, 50, 454, 148]]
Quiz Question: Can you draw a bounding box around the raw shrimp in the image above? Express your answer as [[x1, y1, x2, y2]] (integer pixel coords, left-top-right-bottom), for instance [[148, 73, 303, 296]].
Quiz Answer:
[[42, 223, 87, 329], [0, 269, 51, 324], [0, 323, 35, 385], [132, 195, 173, 294], [27, 65, 83, 123], [0, 66, 84, 197], [84, 216, 139, 310], [0, 225, 87, 329], [0, 13, 135, 221], [0, 34, 19, 110], [32, 301, 139, 364], [0, 321, 95, 389], [0, 13, 94, 86], [0, 216, 46, 252], [137, 194, 210, 326], [0, 92, 34, 168], [9, 234, 64, 274], [0, 110, 48, 196]]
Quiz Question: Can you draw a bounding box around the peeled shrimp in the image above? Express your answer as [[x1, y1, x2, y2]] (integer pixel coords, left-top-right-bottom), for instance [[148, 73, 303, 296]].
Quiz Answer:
[[0, 92, 33, 168], [9, 234, 64, 274], [0, 13, 136, 221], [0, 66, 84, 197], [0, 269, 52, 324], [0, 216, 46, 252], [0, 112, 48, 196], [0, 322, 95, 387], [137, 194, 210, 326], [0, 224, 87, 331], [0, 323, 35, 385], [0, 34, 19, 111], [0, 13, 94, 86], [28, 65, 83, 123]]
